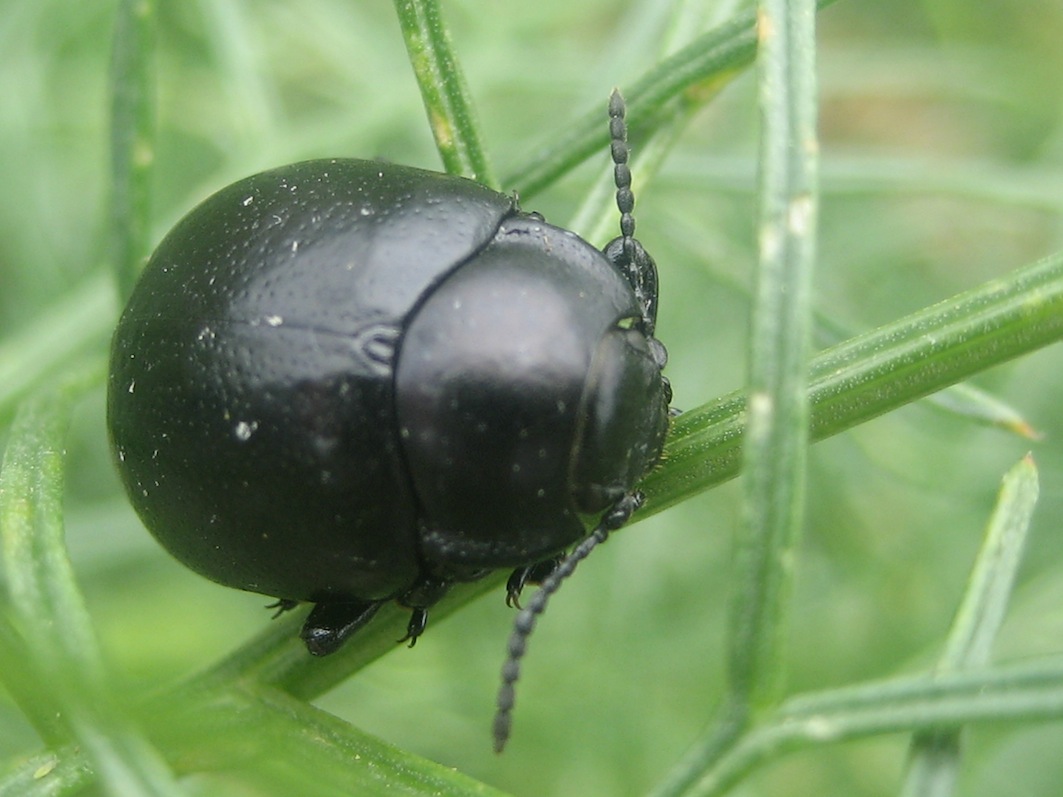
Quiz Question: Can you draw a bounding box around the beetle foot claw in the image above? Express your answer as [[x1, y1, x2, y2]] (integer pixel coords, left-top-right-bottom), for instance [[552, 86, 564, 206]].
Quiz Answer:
[[504, 571, 526, 609], [505, 558, 562, 609], [398, 607, 428, 647]]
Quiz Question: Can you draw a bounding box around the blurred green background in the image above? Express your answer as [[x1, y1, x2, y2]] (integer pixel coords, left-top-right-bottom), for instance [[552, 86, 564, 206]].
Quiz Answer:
[[3, 0, 1063, 795]]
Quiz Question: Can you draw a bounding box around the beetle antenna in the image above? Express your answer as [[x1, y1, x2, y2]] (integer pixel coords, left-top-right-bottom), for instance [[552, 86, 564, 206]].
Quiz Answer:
[[492, 492, 644, 753], [609, 89, 637, 263], [605, 89, 659, 337]]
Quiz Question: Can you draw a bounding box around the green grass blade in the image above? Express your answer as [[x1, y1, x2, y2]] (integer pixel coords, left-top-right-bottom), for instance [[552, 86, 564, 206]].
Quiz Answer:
[[685, 262, 1043, 440], [1, 378, 107, 684], [925, 383, 1041, 440], [0, 610, 67, 747], [641, 248, 1063, 515], [243, 687, 512, 796], [938, 455, 1039, 671], [108, 0, 156, 300], [650, 457, 1042, 797], [901, 454, 1040, 797], [392, 0, 495, 185], [35, 681, 515, 797], [0, 378, 183, 797], [678, 652, 1063, 797], [568, 4, 737, 247], [652, 1, 821, 794], [727, 0, 819, 709]]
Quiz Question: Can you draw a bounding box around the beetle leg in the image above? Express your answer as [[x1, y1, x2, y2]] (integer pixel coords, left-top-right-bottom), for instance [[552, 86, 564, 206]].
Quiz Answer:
[[301, 600, 384, 656], [393, 575, 452, 646], [505, 558, 562, 609], [398, 608, 429, 647]]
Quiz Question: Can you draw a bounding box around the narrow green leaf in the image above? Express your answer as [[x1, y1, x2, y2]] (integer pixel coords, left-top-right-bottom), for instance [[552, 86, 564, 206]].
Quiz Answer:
[[247, 687, 511, 796], [939, 455, 1039, 671], [811, 306, 1040, 439], [0, 611, 68, 746], [679, 654, 1063, 797], [109, 0, 156, 300], [640, 249, 1063, 515], [652, 2, 822, 795], [901, 454, 1040, 797], [728, 0, 819, 709], [1, 379, 106, 684], [44, 678, 516, 797], [925, 384, 1041, 440], [392, 0, 495, 185], [0, 379, 183, 797]]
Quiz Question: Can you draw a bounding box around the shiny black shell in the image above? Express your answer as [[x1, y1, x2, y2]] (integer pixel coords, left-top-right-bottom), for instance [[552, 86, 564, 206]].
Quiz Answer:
[[107, 158, 669, 612]]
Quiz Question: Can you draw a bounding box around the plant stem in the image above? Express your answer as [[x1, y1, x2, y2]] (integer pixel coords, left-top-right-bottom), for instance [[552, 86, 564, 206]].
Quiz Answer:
[[727, 0, 819, 715], [640, 249, 1063, 515], [108, 0, 156, 301], [392, 0, 495, 186]]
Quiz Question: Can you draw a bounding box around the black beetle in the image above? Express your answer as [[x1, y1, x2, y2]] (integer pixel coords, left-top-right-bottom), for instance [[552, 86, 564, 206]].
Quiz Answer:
[[108, 90, 670, 748]]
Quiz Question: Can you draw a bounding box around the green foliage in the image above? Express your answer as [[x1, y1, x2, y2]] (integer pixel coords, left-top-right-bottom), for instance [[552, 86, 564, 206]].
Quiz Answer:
[[1, 0, 1063, 795]]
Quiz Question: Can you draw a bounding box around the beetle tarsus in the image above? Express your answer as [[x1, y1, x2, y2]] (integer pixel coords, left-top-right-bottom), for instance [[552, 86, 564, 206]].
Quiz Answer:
[[505, 558, 562, 608], [399, 607, 429, 647]]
